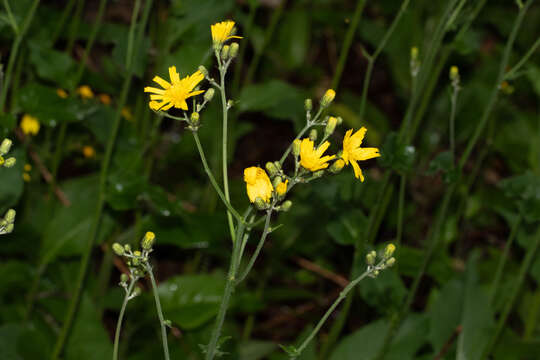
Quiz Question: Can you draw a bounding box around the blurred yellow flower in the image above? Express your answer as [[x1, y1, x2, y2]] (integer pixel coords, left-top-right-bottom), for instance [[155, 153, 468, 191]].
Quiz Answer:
[[56, 88, 68, 98], [98, 93, 112, 105], [244, 166, 273, 203], [121, 107, 133, 121], [300, 138, 335, 171], [20, 114, 40, 136], [342, 128, 380, 181], [275, 179, 288, 197], [82, 146, 95, 158], [77, 85, 94, 99], [211, 20, 242, 47], [144, 67, 204, 111], [24, 164, 32, 172], [23, 173, 31, 182]]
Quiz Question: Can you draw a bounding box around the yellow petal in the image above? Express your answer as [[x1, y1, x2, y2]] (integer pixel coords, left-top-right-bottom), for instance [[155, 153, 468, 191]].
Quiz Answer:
[[152, 76, 170, 89], [351, 160, 364, 181], [145, 86, 165, 94], [169, 66, 180, 84]]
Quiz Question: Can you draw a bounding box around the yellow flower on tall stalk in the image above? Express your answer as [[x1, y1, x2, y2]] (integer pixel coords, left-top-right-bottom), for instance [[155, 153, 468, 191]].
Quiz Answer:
[[299, 138, 335, 171], [342, 128, 380, 181], [211, 20, 242, 48], [244, 167, 273, 203], [144, 67, 204, 111], [20, 114, 40, 136], [77, 85, 94, 99]]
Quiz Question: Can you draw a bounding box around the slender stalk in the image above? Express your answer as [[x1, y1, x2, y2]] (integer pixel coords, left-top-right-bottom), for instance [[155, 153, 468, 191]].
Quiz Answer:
[[449, 81, 459, 159], [331, 0, 367, 91], [192, 132, 244, 224], [0, 0, 40, 113], [113, 279, 136, 360], [66, 0, 85, 54], [50, 2, 150, 357], [482, 226, 540, 359], [2, 0, 19, 34], [146, 265, 170, 360], [358, 0, 410, 119], [50, 0, 77, 45], [504, 37, 540, 81], [396, 175, 406, 246], [489, 215, 522, 304], [279, 108, 324, 166], [236, 211, 272, 283]]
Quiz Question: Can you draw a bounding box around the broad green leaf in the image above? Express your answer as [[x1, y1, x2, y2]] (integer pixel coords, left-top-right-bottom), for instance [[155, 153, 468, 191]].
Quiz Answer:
[[28, 42, 77, 88], [326, 209, 366, 245], [238, 80, 305, 120]]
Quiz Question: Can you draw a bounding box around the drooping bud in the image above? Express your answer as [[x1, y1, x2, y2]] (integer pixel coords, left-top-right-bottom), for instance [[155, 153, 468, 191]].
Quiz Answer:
[[304, 99, 312, 112], [4, 157, 16, 167], [330, 159, 345, 173], [266, 162, 279, 177], [280, 200, 292, 212], [292, 139, 301, 157], [204, 88, 215, 102], [221, 45, 230, 60], [0, 138, 12, 155], [198, 65, 209, 78], [309, 129, 318, 142], [320, 89, 336, 108], [324, 116, 338, 137], [384, 243, 396, 259], [4, 209, 16, 223], [141, 231, 156, 250], [229, 43, 239, 58], [112, 243, 125, 256]]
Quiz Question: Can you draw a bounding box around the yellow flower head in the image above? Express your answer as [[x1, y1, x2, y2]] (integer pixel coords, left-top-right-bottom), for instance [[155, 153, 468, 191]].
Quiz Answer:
[[144, 67, 204, 111], [77, 85, 94, 99], [299, 138, 335, 172], [244, 166, 273, 203], [56, 88, 68, 99], [121, 107, 133, 121], [20, 114, 40, 136], [23, 173, 31, 182], [82, 146, 96, 158], [24, 164, 32, 172], [211, 20, 242, 47], [98, 93, 111, 105], [275, 179, 288, 197], [342, 128, 380, 181]]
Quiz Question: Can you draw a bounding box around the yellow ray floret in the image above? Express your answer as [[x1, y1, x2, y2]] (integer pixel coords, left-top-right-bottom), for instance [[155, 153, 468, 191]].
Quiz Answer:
[[20, 114, 40, 136], [300, 138, 335, 172], [211, 20, 242, 46], [144, 66, 204, 111], [342, 128, 380, 181], [244, 166, 273, 203]]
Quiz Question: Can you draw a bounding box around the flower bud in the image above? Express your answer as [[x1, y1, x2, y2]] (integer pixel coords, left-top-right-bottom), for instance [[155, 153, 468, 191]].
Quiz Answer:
[[142, 231, 156, 250], [0, 156, 4, 166], [410, 47, 418, 62], [164, 320, 172, 328], [275, 180, 288, 197], [0, 138, 12, 155], [266, 162, 279, 177], [198, 65, 209, 78], [190, 112, 200, 126], [373, 270, 379, 277], [134, 250, 142, 257], [330, 159, 345, 173], [254, 197, 268, 210], [304, 99, 312, 112], [309, 129, 317, 142], [120, 273, 129, 283], [4, 223, 14, 234], [124, 244, 131, 252], [384, 243, 396, 259], [133, 286, 142, 297], [204, 88, 215, 102], [227, 99, 234, 108], [272, 176, 283, 189], [221, 45, 230, 60], [313, 170, 324, 178], [366, 250, 376, 265], [4, 157, 16, 167], [292, 139, 301, 157], [112, 243, 125, 256], [386, 257, 396, 267], [320, 89, 335, 107], [324, 116, 338, 137], [280, 200, 292, 212], [449, 66, 459, 82], [4, 209, 15, 224], [229, 43, 239, 58]]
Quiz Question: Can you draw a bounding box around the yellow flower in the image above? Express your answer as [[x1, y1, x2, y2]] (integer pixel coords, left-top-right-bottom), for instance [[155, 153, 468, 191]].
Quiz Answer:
[[211, 20, 242, 47], [275, 179, 288, 197], [82, 146, 95, 158], [20, 114, 40, 136], [144, 67, 204, 111], [23, 173, 31, 182], [299, 138, 335, 172], [244, 166, 273, 203], [98, 93, 111, 105], [121, 107, 133, 121], [24, 164, 32, 172], [56, 88, 68, 98], [342, 128, 380, 181], [77, 85, 94, 99]]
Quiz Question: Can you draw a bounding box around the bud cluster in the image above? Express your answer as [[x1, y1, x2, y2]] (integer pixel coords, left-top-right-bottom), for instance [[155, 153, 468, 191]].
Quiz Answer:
[[0, 138, 16, 169], [0, 209, 16, 235], [365, 243, 397, 278], [112, 231, 157, 290]]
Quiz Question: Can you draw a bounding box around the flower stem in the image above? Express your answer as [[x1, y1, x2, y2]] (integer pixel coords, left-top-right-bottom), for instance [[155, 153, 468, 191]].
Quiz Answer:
[[146, 264, 170, 360], [113, 279, 136, 360], [236, 210, 272, 284], [396, 174, 406, 247], [449, 83, 459, 160], [504, 37, 540, 80], [2, 0, 19, 34]]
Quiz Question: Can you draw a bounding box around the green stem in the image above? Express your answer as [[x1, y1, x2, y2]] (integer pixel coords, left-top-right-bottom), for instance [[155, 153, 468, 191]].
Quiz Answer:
[[449, 83, 459, 160], [331, 0, 367, 91], [146, 265, 170, 360], [396, 175, 406, 247], [482, 226, 540, 359], [236, 210, 272, 283], [504, 37, 540, 80], [279, 108, 323, 166], [0, 0, 40, 113], [50, 0, 77, 45], [66, 0, 85, 54], [489, 214, 522, 304], [2, 0, 19, 34], [113, 279, 136, 360]]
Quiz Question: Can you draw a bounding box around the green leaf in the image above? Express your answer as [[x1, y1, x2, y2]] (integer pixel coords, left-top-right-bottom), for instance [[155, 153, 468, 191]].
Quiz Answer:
[[158, 274, 226, 329], [378, 132, 416, 174], [427, 151, 458, 183], [28, 42, 77, 88], [326, 209, 366, 246], [499, 172, 540, 222], [277, 10, 310, 69]]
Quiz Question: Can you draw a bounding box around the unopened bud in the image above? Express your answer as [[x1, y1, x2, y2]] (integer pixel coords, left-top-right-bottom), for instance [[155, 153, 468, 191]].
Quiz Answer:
[[164, 320, 172, 327], [254, 197, 268, 210], [320, 89, 335, 107], [384, 243, 396, 259], [325, 116, 338, 137], [5, 223, 14, 234], [227, 99, 234, 108], [366, 251, 376, 265], [280, 200, 292, 212], [266, 162, 279, 177], [309, 129, 317, 142], [304, 99, 312, 112], [313, 170, 324, 178], [221, 45, 230, 60], [112, 243, 125, 256], [124, 244, 131, 252], [410, 47, 418, 61], [120, 273, 129, 283], [142, 231, 156, 250], [0, 138, 12, 155], [229, 43, 239, 58], [204, 88, 215, 102], [272, 176, 283, 188], [330, 159, 345, 173], [373, 270, 379, 277], [190, 112, 200, 126], [0, 156, 4, 166], [4, 209, 16, 223], [198, 65, 208, 78], [133, 286, 142, 297], [4, 157, 16, 167], [275, 180, 288, 197], [449, 66, 459, 82], [386, 257, 396, 267], [292, 139, 301, 157]]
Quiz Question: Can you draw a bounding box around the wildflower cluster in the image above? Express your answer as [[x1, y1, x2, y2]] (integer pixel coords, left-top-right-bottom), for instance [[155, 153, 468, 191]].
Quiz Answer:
[[0, 138, 16, 168], [365, 243, 397, 277], [112, 231, 156, 282]]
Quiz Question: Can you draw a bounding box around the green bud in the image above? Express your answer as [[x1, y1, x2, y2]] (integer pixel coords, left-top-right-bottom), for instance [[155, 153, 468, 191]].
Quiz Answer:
[[0, 138, 12, 155], [373, 270, 379, 277], [292, 139, 301, 157], [133, 286, 142, 297], [309, 129, 317, 142], [229, 43, 239, 58], [386, 257, 396, 267], [281, 200, 292, 212], [5, 223, 14, 234], [164, 320, 172, 328], [124, 244, 131, 252], [320, 89, 336, 108], [336, 116, 343, 125], [198, 65, 209, 78], [227, 99, 234, 108], [313, 170, 324, 178], [120, 273, 129, 283], [4, 157, 16, 168], [4, 209, 16, 223], [190, 112, 200, 126], [112, 243, 125, 256], [366, 251, 376, 265], [204, 88, 215, 102], [330, 159, 345, 173], [272, 176, 283, 189], [384, 243, 396, 259], [132, 257, 140, 266], [410, 47, 418, 62], [254, 197, 268, 210], [221, 45, 230, 60], [449, 66, 459, 82], [266, 162, 279, 177], [324, 116, 338, 137], [0, 219, 7, 228], [141, 231, 156, 250], [304, 99, 312, 112]]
